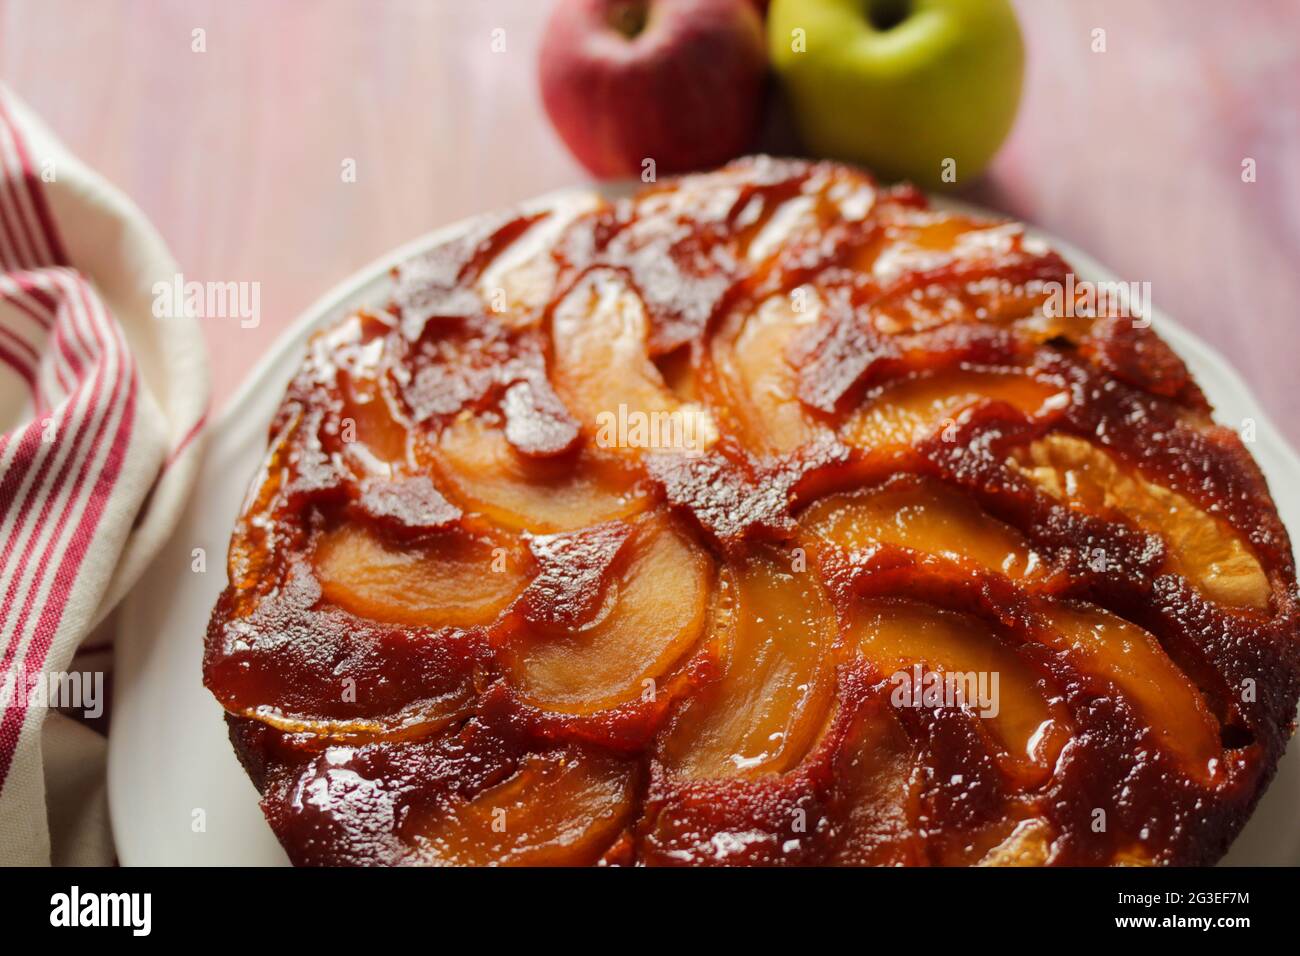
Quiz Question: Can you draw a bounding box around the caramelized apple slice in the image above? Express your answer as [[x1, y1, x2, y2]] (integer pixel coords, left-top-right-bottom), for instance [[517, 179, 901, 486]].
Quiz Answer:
[[826, 703, 919, 865], [741, 191, 822, 265], [304, 311, 408, 471], [315, 522, 527, 628], [869, 274, 1060, 337], [339, 372, 408, 470], [802, 476, 1044, 579], [430, 413, 648, 533], [709, 290, 828, 454], [844, 369, 1064, 452], [414, 748, 637, 866], [1112, 847, 1157, 866], [857, 218, 1067, 337], [475, 193, 601, 325], [660, 546, 837, 778], [242, 697, 472, 746], [976, 818, 1054, 866], [551, 268, 716, 452], [857, 215, 1024, 284], [510, 513, 712, 713], [1010, 434, 1269, 609], [732, 163, 877, 271], [653, 344, 699, 402], [1041, 603, 1221, 780], [850, 599, 1070, 787]]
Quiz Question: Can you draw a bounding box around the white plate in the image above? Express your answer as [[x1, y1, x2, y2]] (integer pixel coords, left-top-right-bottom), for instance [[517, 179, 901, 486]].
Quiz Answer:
[[108, 187, 1300, 866]]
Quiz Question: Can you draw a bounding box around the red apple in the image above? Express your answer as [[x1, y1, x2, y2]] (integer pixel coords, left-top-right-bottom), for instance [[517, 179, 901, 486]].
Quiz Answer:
[[539, 0, 768, 178]]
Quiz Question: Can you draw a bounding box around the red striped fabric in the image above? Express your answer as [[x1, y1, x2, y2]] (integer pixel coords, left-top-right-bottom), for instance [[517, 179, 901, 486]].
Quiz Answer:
[[0, 92, 137, 793]]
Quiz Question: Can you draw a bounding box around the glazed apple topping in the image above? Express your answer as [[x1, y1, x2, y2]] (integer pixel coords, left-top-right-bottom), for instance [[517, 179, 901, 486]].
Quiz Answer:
[[475, 192, 602, 324], [706, 290, 829, 455], [508, 511, 711, 713], [551, 268, 721, 456], [206, 157, 1298, 867], [1010, 433, 1270, 610], [848, 598, 1071, 788], [842, 368, 1066, 455], [313, 521, 529, 630], [1039, 604, 1221, 781], [975, 818, 1054, 867], [409, 747, 639, 866], [802, 475, 1045, 580], [429, 412, 648, 533], [822, 697, 919, 866], [658, 546, 837, 779]]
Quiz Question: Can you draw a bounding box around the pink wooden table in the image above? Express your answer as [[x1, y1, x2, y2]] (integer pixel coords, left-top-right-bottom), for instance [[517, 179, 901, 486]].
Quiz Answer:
[[3, 0, 1298, 444]]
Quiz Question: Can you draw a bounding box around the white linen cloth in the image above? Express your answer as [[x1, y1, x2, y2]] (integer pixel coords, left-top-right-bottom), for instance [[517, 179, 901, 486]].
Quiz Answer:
[[0, 86, 208, 865]]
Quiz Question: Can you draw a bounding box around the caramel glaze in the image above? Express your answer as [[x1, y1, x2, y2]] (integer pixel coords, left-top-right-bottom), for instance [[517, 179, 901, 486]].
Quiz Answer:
[[205, 157, 1300, 866]]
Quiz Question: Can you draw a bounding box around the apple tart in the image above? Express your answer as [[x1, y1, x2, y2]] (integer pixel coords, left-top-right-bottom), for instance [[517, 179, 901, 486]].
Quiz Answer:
[[205, 157, 1300, 866]]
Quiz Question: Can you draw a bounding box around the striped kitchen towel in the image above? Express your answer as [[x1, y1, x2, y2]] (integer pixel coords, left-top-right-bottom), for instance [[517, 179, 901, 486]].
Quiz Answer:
[[0, 87, 208, 865]]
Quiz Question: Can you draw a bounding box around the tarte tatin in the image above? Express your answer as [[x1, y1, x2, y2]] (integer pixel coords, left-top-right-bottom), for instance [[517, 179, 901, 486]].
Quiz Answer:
[[205, 157, 1300, 866]]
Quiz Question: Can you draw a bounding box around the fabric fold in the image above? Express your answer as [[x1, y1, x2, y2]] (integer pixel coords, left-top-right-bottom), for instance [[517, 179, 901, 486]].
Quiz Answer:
[[0, 86, 208, 865]]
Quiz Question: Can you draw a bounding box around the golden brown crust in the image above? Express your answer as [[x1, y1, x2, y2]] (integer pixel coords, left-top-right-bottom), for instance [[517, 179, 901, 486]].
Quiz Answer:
[[205, 157, 1300, 866]]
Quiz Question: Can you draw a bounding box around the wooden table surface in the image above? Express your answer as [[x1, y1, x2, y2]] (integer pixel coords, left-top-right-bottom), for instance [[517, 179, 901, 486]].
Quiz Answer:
[[3, 0, 1298, 445]]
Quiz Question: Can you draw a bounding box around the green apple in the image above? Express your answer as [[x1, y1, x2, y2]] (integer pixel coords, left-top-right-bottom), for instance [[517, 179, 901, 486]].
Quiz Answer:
[[768, 0, 1024, 188]]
